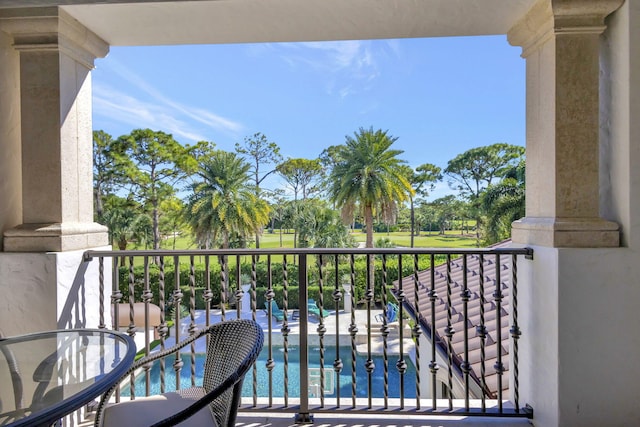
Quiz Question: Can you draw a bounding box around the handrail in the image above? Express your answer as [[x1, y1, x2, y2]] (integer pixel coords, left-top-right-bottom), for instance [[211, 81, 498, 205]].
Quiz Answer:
[[85, 246, 533, 259]]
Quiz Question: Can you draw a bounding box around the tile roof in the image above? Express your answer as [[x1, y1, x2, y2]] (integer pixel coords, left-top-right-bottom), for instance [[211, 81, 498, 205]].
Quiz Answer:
[[393, 240, 514, 398]]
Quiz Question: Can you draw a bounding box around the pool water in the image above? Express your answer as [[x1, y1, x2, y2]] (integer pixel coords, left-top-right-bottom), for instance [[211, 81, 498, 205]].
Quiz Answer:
[[124, 346, 417, 398]]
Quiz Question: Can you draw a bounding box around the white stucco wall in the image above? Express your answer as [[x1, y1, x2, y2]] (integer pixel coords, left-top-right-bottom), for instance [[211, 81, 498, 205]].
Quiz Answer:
[[601, 0, 640, 250], [0, 247, 112, 335], [556, 248, 640, 425], [0, 29, 22, 251]]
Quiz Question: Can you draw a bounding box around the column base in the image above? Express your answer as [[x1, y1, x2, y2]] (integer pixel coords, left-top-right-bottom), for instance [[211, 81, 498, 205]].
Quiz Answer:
[[3, 222, 109, 252], [511, 217, 620, 247]]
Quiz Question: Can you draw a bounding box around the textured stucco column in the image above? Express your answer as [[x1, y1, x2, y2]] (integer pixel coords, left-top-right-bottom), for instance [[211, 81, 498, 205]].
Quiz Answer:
[[508, 1, 632, 427], [508, 0, 622, 248], [0, 28, 21, 252], [0, 7, 109, 252]]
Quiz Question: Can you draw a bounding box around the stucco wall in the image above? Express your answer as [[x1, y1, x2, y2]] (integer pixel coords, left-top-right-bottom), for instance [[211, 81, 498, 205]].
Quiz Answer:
[[600, 0, 640, 250], [556, 247, 640, 426], [0, 247, 113, 336], [0, 29, 22, 251]]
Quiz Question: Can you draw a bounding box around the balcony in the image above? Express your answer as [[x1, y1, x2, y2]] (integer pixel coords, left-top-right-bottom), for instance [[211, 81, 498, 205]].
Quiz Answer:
[[71, 246, 533, 426]]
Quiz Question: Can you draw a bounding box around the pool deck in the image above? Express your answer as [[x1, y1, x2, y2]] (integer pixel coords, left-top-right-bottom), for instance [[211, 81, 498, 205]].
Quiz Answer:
[[142, 308, 415, 357]]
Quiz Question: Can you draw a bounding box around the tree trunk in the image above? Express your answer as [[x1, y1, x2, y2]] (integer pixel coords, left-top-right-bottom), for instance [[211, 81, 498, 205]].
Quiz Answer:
[[365, 204, 374, 248], [364, 203, 375, 294], [153, 201, 160, 250], [410, 196, 415, 248], [94, 188, 103, 219]]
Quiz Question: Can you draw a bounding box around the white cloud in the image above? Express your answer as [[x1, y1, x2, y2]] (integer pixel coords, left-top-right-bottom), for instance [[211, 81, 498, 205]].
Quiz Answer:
[[93, 84, 211, 142], [94, 59, 244, 142], [269, 41, 385, 98]]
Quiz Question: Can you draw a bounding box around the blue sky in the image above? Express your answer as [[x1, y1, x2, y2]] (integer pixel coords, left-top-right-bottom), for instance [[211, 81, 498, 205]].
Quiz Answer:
[[92, 35, 525, 200]]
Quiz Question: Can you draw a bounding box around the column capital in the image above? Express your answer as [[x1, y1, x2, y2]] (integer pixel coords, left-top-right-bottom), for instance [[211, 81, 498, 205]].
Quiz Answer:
[[512, 217, 619, 247], [508, 0, 624, 56], [0, 7, 108, 68]]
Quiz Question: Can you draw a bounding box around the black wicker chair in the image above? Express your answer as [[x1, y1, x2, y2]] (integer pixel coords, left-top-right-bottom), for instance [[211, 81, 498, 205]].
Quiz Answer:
[[94, 319, 264, 427]]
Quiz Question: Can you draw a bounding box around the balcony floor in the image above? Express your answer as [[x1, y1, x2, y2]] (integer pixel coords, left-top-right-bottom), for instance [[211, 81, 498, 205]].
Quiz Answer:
[[235, 413, 532, 426], [81, 412, 531, 426]]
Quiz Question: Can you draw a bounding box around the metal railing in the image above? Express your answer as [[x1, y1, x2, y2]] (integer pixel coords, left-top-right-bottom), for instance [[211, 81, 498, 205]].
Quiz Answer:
[[80, 246, 534, 421]]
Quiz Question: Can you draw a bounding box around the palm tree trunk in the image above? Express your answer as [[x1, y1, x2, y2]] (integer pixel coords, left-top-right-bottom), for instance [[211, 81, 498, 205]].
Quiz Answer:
[[365, 204, 374, 248], [410, 196, 415, 248], [364, 204, 375, 298]]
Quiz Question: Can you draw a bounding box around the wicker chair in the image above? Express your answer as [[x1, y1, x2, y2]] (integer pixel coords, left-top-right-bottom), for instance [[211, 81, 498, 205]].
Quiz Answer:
[[94, 319, 264, 427]]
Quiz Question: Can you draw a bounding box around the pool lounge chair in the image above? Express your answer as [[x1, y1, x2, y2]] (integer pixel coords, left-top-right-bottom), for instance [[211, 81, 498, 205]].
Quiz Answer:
[[375, 302, 399, 323], [307, 299, 330, 319], [264, 300, 286, 322]]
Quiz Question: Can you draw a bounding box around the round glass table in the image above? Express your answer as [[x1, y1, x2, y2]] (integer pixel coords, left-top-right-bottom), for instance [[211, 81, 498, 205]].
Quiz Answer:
[[0, 329, 135, 427]]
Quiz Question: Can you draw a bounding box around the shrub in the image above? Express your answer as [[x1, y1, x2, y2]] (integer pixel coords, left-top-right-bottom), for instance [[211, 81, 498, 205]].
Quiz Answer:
[[116, 254, 442, 312]]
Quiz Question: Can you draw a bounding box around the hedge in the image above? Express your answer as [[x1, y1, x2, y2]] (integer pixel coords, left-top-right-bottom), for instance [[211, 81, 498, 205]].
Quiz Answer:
[[115, 254, 442, 311]]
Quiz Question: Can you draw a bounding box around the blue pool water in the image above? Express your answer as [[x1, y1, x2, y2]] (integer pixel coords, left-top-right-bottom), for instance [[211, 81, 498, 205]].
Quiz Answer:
[[124, 346, 417, 398]]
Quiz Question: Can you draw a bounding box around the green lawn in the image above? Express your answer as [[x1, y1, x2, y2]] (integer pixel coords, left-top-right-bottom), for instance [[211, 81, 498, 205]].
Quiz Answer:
[[257, 230, 478, 249], [135, 229, 478, 252]]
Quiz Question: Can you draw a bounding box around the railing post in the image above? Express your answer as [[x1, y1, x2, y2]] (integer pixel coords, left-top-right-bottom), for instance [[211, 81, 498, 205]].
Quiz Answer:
[[295, 252, 312, 423]]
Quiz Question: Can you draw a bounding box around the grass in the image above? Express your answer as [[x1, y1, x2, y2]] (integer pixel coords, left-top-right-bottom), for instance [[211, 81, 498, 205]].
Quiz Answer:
[[130, 229, 479, 254], [261, 229, 478, 249]]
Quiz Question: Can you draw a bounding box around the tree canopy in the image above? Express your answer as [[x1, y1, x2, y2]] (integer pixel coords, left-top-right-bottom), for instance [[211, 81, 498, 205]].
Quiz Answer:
[[94, 126, 525, 250], [118, 128, 198, 250], [328, 127, 413, 248], [444, 143, 524, 201], [277, 157, 323, 201], [185, 150, 270, 249]]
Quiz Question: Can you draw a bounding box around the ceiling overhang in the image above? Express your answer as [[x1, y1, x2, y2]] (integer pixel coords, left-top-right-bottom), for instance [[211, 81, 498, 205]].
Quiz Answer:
[[0, 0, 537, 46]]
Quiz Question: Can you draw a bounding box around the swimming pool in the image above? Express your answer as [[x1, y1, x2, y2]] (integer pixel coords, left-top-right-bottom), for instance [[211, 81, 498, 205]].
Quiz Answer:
[[124, 345, 417, 398]]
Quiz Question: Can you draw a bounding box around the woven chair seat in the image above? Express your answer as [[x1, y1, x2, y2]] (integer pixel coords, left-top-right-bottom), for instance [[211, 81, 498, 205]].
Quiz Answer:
[[101, 387, 217, 427]]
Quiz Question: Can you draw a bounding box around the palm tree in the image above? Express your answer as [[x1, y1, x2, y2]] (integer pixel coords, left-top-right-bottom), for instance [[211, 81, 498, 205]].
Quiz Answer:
[[185, 151, 270, 249], [295, 199, 356, 249], [328, 127, 413, 248], [482, 160, 525, 244], [99, 195, 151, 265]]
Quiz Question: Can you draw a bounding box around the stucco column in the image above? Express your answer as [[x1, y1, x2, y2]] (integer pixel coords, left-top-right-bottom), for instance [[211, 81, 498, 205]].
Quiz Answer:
[[508, 0, 622, 248], [508, 1, 631, 427], [0, 7, 109, 252]]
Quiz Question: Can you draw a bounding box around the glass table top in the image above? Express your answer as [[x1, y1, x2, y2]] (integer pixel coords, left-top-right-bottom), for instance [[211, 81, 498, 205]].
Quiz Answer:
[[0, 329, 135, 426]]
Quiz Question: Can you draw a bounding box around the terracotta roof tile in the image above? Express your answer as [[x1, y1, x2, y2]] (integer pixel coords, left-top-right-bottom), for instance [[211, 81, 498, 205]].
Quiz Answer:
[[393, 240, 515, 398]]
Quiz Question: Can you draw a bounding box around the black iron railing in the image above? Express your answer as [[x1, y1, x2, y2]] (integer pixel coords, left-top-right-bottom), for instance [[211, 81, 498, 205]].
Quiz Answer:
[[80, 246, 534, 421]]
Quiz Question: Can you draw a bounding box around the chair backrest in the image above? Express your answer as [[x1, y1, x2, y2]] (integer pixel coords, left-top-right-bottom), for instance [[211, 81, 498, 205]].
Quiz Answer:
[[386, 303, 398, 322], [202, 320, 264, 427], [265, 300, 282, 313]]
